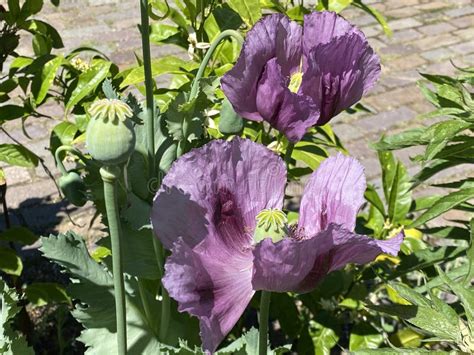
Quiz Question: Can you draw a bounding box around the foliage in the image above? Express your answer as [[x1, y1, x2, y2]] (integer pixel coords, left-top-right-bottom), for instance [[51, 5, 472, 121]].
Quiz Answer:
[[2, 0, 473, 354]]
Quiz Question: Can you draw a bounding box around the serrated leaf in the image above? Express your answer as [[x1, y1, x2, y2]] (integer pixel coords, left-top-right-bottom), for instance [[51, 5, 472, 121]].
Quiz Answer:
[[102, 78, 118, 100], [165, 92, 205, 143], [39, 232, 162, 353]]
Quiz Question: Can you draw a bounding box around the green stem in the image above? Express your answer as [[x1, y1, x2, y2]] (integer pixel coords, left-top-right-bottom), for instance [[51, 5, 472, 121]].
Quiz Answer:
[[140, 0, 155, 178], [138, 280, 154, 331], [101, 166, 127, 355], [189, 29, 244, 100], [259, 291, 271, 355], [152, 237, 170, 341], [54, 145, 90, 176], [284, 143, 294, 167], [139, 1, 170, 340]]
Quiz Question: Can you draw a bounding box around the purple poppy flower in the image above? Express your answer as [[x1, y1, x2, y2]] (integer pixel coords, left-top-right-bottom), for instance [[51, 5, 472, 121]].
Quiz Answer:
[[151, 138, 402, 353], [221, 11, 380, 143]]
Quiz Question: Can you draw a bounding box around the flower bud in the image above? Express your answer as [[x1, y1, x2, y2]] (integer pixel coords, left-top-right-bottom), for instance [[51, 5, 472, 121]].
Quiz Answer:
[[253, 208, 288, 244], [86, 99, 136, 166], [59, 171, 87, 206]]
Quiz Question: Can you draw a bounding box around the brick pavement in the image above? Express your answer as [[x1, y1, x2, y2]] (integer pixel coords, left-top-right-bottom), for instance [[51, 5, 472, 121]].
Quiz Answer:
[[1, 0, 473, 234]]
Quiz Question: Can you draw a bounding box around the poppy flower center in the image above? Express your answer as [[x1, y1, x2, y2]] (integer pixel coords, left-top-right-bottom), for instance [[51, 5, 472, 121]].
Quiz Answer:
[[288, 71, 303, 93], [253, 208, 288, 244]]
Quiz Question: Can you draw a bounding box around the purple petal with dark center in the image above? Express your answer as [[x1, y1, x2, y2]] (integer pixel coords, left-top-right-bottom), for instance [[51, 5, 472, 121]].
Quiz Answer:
[[299, 153, 366, 236], [255, 58, 319, 142], [221, 14, 302, 121], [163, 238, 254, 353], [152, 138, 287, 250]]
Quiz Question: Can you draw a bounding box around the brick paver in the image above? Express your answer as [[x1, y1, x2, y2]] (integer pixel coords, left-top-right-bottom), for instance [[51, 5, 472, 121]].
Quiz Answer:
[[1, 0, 473, 234]]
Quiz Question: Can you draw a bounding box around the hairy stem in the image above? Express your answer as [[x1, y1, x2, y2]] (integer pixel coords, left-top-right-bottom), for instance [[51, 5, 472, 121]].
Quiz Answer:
[[101, 166, 127, 354], [259, 291, 271, 355]]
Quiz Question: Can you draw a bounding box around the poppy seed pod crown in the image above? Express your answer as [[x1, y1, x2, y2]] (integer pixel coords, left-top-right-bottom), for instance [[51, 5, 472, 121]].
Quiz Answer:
[[86, 99, 136, 166]]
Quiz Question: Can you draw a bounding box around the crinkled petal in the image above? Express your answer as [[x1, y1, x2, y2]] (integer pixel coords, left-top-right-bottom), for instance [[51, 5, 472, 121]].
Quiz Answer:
[[163, 238, 254, 353], [255, 58, 319, 142], [302, 11, 357, 60], [301, 31, 380, 124], [299, 154, 366, 236], [221, 14, 302, 121], [294, 226, 404, 293], [251, 230, 333, 292], [152, 138, 286, 250]]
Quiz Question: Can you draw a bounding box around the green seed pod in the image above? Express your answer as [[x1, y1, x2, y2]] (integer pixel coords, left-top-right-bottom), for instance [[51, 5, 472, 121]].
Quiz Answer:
[[59, 171, 87, 207], [86, 99, 136, 166], [219, 98, 243, 134]]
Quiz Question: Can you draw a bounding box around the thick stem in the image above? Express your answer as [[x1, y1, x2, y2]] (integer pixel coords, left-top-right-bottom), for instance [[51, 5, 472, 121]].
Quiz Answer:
[[259, 291, 271, 355], [139, 2, 170, 340], [140, 0, 155, 178], [284, 143, 294, 167], [189, 29, 244, 100], [101, 166, 127, 355]]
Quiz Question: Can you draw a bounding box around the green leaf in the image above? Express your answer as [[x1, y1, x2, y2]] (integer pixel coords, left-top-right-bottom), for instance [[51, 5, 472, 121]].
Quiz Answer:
[[310, 320, 339, 355], [410, 188, 474, 228], [0, 280, 34, 355], [66, 59, 111, 110], [119, 56, 198, 88], [165, 91, 205, 143], [0, 247, 23, 276], [387, 160, 412, 223], [25, 282, 71, 307], [0, 105, 28, 123], [227, 0, 261, 27], [353, 0, 392, 36], [373, 128, 427, 151], [349, 323, 383, 350], [0, 226, 38, 245], [368, 302, 460, 342], [39, 232, 163, 353], [437, 267, 474, 332], [22, 0, 44, 16], [218, 98, 243, 134], [327, 0, 353, 13], [292, 141, 328, 170], [50, 121, 79, 155], [34, 55, 63, 104], [423, 120, 472, 161], [466, 219, 474, 285], [364, 185, 386, 217], [0, 144, 39, 167]]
